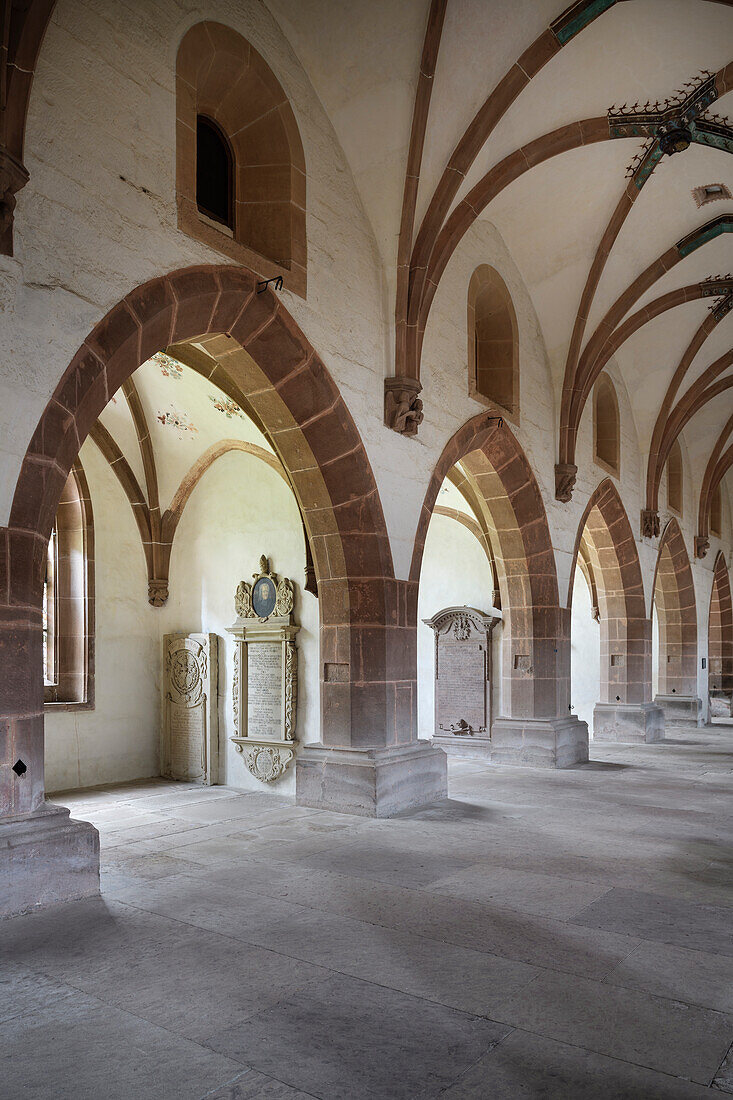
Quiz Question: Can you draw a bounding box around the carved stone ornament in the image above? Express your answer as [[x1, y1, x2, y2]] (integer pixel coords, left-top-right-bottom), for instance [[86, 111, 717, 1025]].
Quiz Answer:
[[234, 555, 296, 622], [234, 742, 295, 782], [640, 509, 660, 539], [148, 578, 169, 607], [695, 535, 710, 559], [228, 555, 300, 782], [384, 376, 424, 437], [554, 462, 578, 503]]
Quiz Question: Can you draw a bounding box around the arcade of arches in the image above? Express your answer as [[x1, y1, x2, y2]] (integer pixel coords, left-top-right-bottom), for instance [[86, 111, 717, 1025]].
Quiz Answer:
[[2, 1, 733, 1096]]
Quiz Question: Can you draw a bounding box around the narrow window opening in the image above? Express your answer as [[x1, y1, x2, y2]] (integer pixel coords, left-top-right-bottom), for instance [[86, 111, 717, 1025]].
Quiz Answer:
[[667, 440, 683, 516], [593, 375, 620, 475], [468, 266, 519, 420], [711, 483, 722, 537], [196, 115, 233, 229], [43, 527, 57, 687]]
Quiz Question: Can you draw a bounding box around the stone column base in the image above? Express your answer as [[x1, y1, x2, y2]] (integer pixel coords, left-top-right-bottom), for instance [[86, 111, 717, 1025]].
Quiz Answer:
[[432, 733, 492, 760], [709, 692, 732, 718], [653, 694, 703, 726], [489, 716, 589, 768], [295, 740, 447, 817], [593, 702, 664, 743], [0, 803, 99, 919]]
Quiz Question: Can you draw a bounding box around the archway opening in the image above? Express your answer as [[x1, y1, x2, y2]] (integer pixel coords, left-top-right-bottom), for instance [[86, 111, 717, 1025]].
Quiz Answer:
[[569, 480, 660, 743], [43, 346, 320, 798], [412, 416, 586, 768], [2, 266, 406, 836], [709, 552, 733, 719], [569, 543, 601, 738], [650, 521, 699, 725]]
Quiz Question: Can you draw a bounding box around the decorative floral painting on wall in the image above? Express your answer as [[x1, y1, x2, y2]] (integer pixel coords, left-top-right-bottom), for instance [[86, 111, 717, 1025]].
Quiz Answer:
[[156, 406, 198, 439], [153, 352, 184, 380], [209, 394, 246, 419]]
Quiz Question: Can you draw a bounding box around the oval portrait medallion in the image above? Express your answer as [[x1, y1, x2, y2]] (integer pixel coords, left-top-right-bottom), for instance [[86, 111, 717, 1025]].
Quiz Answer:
[[252, 575, 277, 618]]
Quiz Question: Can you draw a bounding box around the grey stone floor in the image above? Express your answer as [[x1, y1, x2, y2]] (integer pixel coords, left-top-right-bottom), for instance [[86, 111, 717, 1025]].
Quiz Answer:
[[2, 724, 733, 1099]]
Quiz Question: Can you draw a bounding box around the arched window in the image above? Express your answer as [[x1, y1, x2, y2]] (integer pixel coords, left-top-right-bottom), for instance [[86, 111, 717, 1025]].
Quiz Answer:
[[44, 463, 95, 707], [667, 440, 683, 516], [468, 265, 519, 420], [196, 115, 233, 230], [177, 22, 307, 296], [593, 374, 620, 476], [711, 483, 722, 537]]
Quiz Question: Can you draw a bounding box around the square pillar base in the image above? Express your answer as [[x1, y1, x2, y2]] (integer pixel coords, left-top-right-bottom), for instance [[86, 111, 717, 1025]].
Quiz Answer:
[[489, 716, 589, 768], [593, 702, 664, 743], [709, 692, 732, 718], [431, 733, 492, 760], [653, 694, 703, 727], [0, 803, 100, 920], [295, 740, 447, 817]]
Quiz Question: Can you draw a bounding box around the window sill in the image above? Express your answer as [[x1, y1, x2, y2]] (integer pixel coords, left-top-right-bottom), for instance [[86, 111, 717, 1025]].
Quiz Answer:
[[593, 456, 620, 479], [44, 701, 94, 712], [177, 200, 306, 299], [467, 385, 519, 427]]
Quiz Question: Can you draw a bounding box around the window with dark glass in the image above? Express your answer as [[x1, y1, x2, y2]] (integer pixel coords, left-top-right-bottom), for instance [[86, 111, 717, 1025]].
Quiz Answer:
[[196, 115, 233, 228]]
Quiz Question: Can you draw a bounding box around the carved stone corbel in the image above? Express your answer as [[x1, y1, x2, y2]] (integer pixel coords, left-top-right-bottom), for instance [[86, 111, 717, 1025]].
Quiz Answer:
[[695, 535, 710, 559], [0, 148, 29, 256], [640, 509, 660, 539], [384, 376, 424, 437], [148, 579, 169, 607], [554, 462, 577, 503]]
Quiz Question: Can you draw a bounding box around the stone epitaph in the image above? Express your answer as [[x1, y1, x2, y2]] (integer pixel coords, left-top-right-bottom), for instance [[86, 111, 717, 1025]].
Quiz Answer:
[[424, 607, 501, 758], [227, 556, 299, 782], [162, 633, 219, 784]]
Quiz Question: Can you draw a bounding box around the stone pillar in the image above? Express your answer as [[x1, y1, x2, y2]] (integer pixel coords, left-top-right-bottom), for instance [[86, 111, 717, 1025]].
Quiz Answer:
[[490, 606, 589, 768], [593, 617, 664, 743], [0, 530, 99, 919], [296, 578, 447, 816]]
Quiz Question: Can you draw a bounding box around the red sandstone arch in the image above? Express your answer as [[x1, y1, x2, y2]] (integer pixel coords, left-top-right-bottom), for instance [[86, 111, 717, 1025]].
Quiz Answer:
[[698, 415, 733, 547], [411, 414, 566, 720], [569, 480, 650, 706], [709, 551, 733, 697], [0, 264, 401, 817], [651, 519, 698, 697]]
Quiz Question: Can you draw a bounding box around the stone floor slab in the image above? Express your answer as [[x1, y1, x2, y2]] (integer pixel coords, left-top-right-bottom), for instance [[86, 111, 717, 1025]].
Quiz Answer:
[[492, 969, 733, 1084], [203, 971, 510, 1100], [441, 1029, 714, 1098]]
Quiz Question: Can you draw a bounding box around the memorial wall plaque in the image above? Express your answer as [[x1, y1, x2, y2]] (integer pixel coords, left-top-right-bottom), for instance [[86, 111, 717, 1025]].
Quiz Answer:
[[227, 555, 299, 782], [424, 607, 501, 759], [162, 632, 219, 783]]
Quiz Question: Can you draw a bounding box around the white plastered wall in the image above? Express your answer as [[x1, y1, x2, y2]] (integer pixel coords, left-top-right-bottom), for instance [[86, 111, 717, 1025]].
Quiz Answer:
[[45, 447, 318, 795]]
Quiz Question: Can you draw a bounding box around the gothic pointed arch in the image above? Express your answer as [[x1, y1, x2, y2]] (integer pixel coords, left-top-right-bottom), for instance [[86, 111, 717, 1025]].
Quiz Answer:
[[651, 519, 697, 699], [412, 414, 566, 723], [709, 551, 733, 700], [569, 480, 650, 709], [0, 264, 402, 818]]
